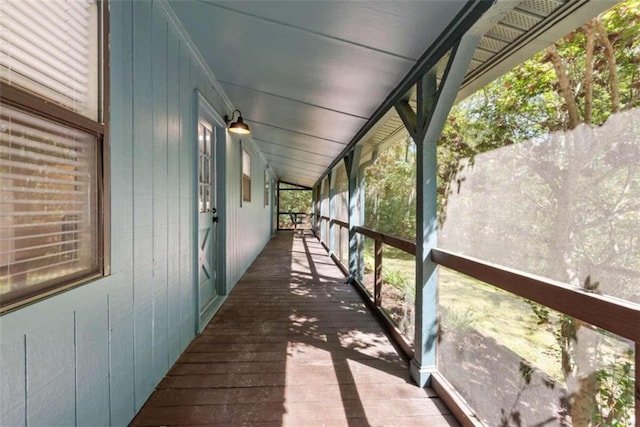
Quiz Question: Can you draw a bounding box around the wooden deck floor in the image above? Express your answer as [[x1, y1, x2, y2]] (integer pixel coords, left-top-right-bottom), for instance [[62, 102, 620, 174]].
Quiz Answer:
[[131, 231, 458, 426]]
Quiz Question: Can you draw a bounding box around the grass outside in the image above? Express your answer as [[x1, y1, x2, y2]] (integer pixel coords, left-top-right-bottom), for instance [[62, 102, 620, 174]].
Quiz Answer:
[[366, 245, 635, 386], [364, 244, 583, 381]]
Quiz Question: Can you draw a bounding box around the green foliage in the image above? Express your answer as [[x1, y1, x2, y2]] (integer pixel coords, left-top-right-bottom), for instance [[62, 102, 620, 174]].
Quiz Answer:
[[529, 302, 552, 326], [594, 349, 635, 426], [364, 135, 416, 240], [437, 0, 640, 223], [441, 307, 477, 334], [363, 253, 374, 273], [382, 268, 409, 289], [278, 187, 311, 213]]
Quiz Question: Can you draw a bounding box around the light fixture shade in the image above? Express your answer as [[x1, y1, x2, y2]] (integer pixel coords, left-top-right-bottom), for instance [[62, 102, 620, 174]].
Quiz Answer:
[[229, 116, 250, 134]]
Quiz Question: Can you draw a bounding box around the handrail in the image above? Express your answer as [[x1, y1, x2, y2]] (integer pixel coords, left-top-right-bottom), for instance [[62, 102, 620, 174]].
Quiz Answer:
[[343, 227, 640, 342], [278, 211, 308, 215], [354, 226, 416, 256], [319, 221, 639, 419], [277, 211, 309, 230], [431, 248, 640, 343], [332, 219, 348, 229]]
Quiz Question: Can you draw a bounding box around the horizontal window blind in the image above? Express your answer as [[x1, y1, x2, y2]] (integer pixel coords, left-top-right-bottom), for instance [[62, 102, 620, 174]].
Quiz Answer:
[[242, 149, 251, 202], [0, 0, 99, 120], [0, 103, 100, 299]]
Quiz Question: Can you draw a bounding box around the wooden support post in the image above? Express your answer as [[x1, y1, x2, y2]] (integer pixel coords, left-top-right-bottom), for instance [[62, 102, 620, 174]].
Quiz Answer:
[[318, 185, 322, 234], [346, 146, 362, 281], [276, 182, 281, 230], [374, 239, 383, 307], [328, 170, 336, 256], [311, 184, 316, 233], [409, 34, 481, 388], [320, 177, 327, 243]]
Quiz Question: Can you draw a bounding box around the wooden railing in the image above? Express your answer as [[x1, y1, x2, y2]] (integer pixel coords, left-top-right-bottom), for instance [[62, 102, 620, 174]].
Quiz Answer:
[[314, 221, 640, 410], [277, 211, 309, 230], [353, 226, 415, 307], [431, 247, 640, 422], [317, 222, 640, 416], [315, 216, 350, 275], [317, 215, 330, 249], [332, 218, 348, 229], [334, 224, 640, 345], [431, 248, 640, 344], [341, 225, 417, 358]]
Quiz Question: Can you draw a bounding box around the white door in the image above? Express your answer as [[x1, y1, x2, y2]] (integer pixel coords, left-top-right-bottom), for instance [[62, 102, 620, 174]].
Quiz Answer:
[[197, 120, 219, 328]]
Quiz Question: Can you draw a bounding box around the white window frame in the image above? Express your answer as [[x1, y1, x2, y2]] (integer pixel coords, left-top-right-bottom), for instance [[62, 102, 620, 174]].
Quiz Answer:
[[241, 146, 251, 204]]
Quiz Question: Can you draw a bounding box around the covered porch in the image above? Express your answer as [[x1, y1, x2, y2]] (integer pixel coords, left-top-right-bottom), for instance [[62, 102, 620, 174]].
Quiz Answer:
[[1, 0, 638, 425], [132, 231, 456, 426]]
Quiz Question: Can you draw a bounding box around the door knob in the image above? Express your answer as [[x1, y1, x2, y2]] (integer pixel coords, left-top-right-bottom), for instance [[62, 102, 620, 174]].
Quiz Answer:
[[212, 216, 219, 223]]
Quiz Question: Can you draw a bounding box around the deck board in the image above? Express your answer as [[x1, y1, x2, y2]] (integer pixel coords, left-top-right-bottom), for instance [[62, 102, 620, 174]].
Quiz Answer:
[[131, 231, 457, 426]]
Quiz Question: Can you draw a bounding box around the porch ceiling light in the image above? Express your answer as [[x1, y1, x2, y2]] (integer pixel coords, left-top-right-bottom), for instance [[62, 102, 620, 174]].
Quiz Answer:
[[224, 109, 251, 135]]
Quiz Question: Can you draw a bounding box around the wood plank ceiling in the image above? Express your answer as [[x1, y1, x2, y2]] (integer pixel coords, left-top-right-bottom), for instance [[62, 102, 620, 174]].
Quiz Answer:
[[168, 0, 468, 187], [168, 0, 617, 188]]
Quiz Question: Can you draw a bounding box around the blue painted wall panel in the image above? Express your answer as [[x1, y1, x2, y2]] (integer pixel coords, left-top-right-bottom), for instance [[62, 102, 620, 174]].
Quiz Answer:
[[106, 275, 136, 426], [151, 2, 170, 383], [0, 1, 274, 424], [179, 41, 195, 351], [167, 25, 183, 365], [76, 295, 110, 426], [26, 312, 75, 425], [0, 338, 25, 426], [132, 0, 156, 409], [107, 3, 137, 418]]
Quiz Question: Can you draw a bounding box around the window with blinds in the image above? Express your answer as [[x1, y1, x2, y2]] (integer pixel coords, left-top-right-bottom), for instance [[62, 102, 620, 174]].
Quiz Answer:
[[0, 0, 107, 311], [264, 170, 269, 207], [0, 0, 99, 119], [242, 148, 251, 203]]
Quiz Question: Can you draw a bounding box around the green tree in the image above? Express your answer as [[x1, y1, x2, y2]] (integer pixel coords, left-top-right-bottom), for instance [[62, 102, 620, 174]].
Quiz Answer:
[[363, 135, 417, 240], [278, 183, 312, 229]]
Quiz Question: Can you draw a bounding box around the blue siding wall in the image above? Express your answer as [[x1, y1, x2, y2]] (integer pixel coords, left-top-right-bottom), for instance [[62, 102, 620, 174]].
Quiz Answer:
[[0, 1, 272, 425]]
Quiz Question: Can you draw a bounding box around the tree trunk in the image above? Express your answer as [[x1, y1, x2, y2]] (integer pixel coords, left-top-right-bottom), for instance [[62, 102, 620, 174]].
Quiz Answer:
[[545, 45, 581, 129], [583, 21, 596, 125], [569, 320, 601, 427], [546, 134, 599, 426], [594, 18, 620, 113]]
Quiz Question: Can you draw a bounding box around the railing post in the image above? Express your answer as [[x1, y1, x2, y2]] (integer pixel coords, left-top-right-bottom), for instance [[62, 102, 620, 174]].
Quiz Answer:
[[374, 239, 383, 307]]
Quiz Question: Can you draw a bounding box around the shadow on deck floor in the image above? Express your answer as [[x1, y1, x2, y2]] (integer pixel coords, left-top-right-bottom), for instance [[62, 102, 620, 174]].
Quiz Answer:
[[131, 231, 458, 426]]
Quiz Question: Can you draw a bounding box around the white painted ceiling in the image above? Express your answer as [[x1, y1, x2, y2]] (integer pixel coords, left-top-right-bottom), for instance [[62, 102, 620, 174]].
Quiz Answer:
[[168, 0, 468, 187], [168, 0, 616, 188]]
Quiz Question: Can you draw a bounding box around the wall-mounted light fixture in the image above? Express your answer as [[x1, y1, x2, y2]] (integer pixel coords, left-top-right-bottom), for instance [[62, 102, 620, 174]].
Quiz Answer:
[[224, 109, 251, 135]]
